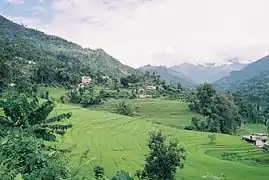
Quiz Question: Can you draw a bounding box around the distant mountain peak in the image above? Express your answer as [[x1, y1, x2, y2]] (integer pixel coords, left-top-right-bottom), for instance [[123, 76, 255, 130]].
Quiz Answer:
[[214, 55, 269, 90]]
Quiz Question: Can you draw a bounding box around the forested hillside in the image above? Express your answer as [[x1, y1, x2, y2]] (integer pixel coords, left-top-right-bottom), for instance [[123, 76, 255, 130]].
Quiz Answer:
[[228, 71, 269, 106], [214, 55, 269, 90], [0, 15, 136, 88]]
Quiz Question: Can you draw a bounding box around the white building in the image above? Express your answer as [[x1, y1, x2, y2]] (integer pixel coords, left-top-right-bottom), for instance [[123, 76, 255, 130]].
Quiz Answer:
[[241, 133, 268, 148]]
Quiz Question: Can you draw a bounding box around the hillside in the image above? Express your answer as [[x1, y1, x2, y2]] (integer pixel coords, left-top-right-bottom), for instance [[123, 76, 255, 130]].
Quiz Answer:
[[214, 55, 269, 90], [171, 61, 246, 84], [137, 65, 196, 89], [228, 71, 269, 106], [0, 15, 136, 87], [51, 99, 269, 180]]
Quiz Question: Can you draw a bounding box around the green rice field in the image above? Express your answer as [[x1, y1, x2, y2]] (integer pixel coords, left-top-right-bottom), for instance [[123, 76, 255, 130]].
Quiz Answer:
[[49, 96, 269, 180]]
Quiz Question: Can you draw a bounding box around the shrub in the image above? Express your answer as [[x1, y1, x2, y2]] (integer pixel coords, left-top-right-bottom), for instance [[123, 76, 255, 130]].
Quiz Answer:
[[112, 170, 134, 180], [68, 90, 82, 104], [80, 94, 103, 107], [116, 101, 135, 116], [129, 93, 136, 99], [93, 165, 104, 179], [60, 95, 66, 104], [184, 125, 196, 131], [117, 90, 131, 99], [208, 134, 216, 144], [99, 89, 110, 99]]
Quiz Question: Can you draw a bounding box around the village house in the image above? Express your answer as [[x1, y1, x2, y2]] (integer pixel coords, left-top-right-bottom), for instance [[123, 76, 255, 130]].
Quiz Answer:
[[146, 85, 157, 90], [81, 76, 92, 85], [138, 94, 153, 98], [241, 133, 268, 148], [78, 76, 92, 89]]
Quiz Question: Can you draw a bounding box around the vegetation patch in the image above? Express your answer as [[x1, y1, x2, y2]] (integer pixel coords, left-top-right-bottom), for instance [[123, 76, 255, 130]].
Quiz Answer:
[[205, 149, 269, 166]]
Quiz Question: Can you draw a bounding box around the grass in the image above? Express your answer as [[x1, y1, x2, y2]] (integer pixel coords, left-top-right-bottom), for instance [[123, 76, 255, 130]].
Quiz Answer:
[[237, 123, 268, 135], [89, 99, 198, 129], [50, 101, 269, 180], [39, 87, 269, 179], [39, 86, 68, 102]]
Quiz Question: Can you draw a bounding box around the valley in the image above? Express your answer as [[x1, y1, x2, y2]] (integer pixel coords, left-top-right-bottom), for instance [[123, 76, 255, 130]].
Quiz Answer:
[[0, 13, 269, 180], [47, 90, 268, 180]]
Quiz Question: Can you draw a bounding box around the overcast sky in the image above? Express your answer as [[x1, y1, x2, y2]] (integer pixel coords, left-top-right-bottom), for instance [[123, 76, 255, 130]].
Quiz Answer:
[[1, 0, 269, 67]]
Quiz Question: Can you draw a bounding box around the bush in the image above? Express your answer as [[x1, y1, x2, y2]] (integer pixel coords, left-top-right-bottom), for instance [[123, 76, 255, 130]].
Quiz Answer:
[[80, 94, 103, 107], [93, 165, 104, 179], [60, 95, 66, 104], [184, 125, 196, 131], [68, 90, 82, 104], [208, 134, 216, 144], [116, 90, 131, 99], [129, 93, 136, 99], [99, 89, 111, 99], [112, 170, 134, 180], [116, 101, 135, 116]]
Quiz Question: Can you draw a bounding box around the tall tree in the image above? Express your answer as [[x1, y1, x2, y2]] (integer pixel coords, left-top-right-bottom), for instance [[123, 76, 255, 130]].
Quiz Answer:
[[137, 130, 187, 180]]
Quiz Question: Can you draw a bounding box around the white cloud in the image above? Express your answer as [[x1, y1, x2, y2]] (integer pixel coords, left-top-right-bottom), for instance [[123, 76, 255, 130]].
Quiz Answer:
[[18, 0, 269, 67]]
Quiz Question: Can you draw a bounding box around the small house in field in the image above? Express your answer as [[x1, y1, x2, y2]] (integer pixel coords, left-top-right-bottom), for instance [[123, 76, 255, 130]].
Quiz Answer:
[[146, 85, 157, 90], [81, 76, 92, 85], [78, 76, 92, 89], [241, 133, 268, 148], [138, 94, 152, 98]]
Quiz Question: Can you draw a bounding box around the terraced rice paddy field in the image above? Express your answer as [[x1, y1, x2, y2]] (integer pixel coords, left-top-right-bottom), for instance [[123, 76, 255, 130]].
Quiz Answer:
[[48, 91, 269, 180]]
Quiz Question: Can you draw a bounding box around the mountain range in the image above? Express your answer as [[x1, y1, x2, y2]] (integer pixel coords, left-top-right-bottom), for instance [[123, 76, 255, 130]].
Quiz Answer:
[[170, 61, 246, 84], [137, 65, 196, 89], [214, 55, 269, 90], [138, 61, 247, 88]]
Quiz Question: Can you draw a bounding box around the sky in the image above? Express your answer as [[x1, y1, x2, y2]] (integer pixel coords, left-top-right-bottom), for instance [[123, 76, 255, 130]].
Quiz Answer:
[[1, 0, 269, 68]]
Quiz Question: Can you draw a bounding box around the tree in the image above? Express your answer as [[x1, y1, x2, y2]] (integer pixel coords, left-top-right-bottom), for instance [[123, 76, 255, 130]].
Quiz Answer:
[[116, 101, 135, 116], [197, 83, 216, 109], [0, 51, 11, 88], [139, 130, 187, 180], [120, 77, 129, 88], [208, 134, 216, 144], [267, 121, 269, 136], [0, 93, 72, 141], [188, 84, 248, 134], [94, 165, 105, 179], [177, 82, 183, 91], [112, 170, 134, 180]]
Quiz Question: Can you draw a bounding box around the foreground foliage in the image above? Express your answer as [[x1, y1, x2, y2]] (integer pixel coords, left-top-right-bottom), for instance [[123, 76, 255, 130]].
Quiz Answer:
[[0, 133, 70, 180], [136, 130, 187, 180], [0, 92, 75, 179], [0, 94, 72, 141]]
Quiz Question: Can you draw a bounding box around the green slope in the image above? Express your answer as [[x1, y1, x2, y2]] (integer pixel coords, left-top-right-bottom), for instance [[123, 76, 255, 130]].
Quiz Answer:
[[229, 71, 269, 105], [50, 102, 269, 180], [0, 15, 136, 86], [89, 99, 196, 129]]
